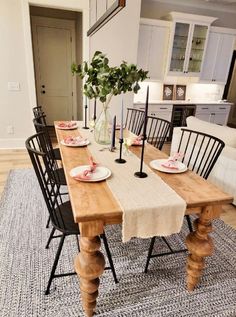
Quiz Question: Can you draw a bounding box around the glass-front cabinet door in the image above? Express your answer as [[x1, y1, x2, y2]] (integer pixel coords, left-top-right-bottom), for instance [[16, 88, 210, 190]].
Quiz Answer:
[[169, 22, 209, 75], [169, 22, 190, 73], [188, 24, 208, 73]]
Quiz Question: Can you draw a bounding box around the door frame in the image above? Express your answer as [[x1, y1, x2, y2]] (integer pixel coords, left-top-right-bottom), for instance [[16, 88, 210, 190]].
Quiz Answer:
[[21, 0, 89, 127], [223, 50, 236, 99], [31, 15, 77, 122]]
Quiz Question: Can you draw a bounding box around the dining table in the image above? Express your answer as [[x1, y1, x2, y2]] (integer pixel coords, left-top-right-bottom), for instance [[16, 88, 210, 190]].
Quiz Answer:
[[55, 121, 233, 317]]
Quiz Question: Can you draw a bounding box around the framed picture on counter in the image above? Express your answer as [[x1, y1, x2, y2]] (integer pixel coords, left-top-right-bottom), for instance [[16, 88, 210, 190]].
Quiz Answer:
[[176, 85, 186, 100], [163, 84, 174, 100]]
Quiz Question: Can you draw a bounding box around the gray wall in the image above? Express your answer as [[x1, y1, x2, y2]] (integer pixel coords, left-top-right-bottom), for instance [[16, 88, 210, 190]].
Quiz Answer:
[[141, 0, 236, 29]]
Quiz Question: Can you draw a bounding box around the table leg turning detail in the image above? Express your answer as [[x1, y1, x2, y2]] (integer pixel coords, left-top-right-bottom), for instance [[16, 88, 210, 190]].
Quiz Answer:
[[185, 205, 221, 291], [75, 234, 105, 317]]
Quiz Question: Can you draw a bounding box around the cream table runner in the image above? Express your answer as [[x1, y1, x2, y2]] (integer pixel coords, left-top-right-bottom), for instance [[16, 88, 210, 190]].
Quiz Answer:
[[77, 127, 186, 242]]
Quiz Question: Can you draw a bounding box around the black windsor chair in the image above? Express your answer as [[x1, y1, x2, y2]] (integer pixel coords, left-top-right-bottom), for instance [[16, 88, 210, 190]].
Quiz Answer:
[[125, 108, 145, 135], [33, 117, 67, 232], [146, 115, 171, 149], [26, 132, 118, 295], [144, 128, 225, 273], [32, 107, 61, 161], [33, 117, 66, 187]]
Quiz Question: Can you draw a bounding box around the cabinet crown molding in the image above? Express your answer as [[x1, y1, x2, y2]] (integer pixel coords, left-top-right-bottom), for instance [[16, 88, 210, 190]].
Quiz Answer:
[[210, 26, 236, 35], [165, 11, 218, 25], [140, 18, 171, 27]]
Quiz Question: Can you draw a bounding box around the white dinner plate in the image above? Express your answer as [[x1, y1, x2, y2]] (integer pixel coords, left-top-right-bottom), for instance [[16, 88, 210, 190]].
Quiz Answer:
[[150, 159, 188, 174], [60, 138, 90, 147], [69, 165, 111, 182], [55, 122, 78, 130]]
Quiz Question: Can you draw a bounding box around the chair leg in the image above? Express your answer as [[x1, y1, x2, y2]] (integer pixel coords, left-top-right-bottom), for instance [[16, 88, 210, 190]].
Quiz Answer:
[[45, 227, 56, 249], [75, 235, 80, 252], [45, 234, 65, 295], [144, 236, 156, 273], [101, 233, 118, 284], [186, 215, 193, 232], [161, 237, 174, 253], [46, 215, 51, 228]]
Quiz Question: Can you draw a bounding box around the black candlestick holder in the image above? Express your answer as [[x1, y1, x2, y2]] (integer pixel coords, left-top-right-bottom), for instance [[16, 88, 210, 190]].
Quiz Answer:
[[134, 134, 148, 178], [115, 138, 126, 164], [83, 105, 89, 129]]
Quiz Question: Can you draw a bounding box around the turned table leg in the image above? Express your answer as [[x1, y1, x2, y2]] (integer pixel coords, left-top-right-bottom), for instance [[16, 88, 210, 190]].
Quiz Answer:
[[74, 221, 105, 317], [185, 205, 221, 291]]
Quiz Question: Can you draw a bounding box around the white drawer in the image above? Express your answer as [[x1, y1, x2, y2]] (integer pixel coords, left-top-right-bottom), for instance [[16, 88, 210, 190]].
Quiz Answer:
[[134, 104, 173, 113], [196, 104, 231, 114], [195, 105, 211, 113], [212, 105, 231, 113]]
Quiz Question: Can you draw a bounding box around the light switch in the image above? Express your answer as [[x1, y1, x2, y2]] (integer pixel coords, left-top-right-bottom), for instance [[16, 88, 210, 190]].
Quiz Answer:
[[8, 82, 20, 91]]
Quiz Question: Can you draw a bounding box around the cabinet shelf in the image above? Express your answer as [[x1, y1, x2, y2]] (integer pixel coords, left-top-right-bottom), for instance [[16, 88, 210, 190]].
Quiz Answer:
[[173, 46, 187, 50], [191, 48, 204, 51], [174, 34, 188, 38], [192, 36, 206, 40], [189, 59, 202, 62]]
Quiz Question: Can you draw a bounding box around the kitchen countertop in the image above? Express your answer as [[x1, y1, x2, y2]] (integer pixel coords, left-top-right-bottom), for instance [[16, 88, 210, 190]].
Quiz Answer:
[[134, 100, 233, 105]]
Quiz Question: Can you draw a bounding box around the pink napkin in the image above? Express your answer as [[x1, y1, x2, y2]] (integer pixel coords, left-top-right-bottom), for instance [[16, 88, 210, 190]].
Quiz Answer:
[[57, 121, 77, 128], [73, 156, 98, 181], [161, 153, 184, 170], [132, 135, 142, 145]]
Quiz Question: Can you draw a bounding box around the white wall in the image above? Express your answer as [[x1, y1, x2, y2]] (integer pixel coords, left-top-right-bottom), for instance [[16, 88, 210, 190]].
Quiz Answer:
[[89, 0, 142, 123], [0, 0, 89, 149], [0, 0, 33, 148]]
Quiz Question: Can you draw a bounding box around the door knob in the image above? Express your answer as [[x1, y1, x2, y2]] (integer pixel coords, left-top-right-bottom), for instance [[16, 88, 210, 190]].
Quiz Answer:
[[41, 85, 45, 88], [41, 90, 46, 94]]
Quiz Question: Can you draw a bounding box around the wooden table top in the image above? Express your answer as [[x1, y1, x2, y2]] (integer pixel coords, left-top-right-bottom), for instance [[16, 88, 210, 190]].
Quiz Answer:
[[55, 124, 233, 225]]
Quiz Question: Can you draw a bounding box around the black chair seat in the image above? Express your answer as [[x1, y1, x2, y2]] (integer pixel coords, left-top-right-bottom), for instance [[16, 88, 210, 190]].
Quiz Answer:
[[54, 201, 79, 234], [54, 168, 67, 186], [52, 148, 61, 160]]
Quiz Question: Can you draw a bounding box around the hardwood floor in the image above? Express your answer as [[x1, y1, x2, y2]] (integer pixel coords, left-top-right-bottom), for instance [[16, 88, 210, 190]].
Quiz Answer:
[[0, 145, 236, 229]]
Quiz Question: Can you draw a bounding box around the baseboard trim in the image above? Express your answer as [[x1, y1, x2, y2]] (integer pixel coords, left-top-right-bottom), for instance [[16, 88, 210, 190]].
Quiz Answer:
[[0, 138, 26, 149]]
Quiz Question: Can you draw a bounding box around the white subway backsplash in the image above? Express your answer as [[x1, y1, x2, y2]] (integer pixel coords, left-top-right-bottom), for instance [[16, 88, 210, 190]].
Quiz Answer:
[[134, 81, 225, 103]]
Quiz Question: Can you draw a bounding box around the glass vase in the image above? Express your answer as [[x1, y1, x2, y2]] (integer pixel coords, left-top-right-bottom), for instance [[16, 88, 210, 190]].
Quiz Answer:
[[94, 106, 111, 145]]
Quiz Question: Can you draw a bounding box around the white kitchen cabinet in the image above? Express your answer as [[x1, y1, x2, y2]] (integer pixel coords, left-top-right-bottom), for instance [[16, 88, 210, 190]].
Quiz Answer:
[[200, 27, 236, 83], [134, 104, 173, 122], [134, 104, 173, 138], [195, 104, 231, 125], [166, 12, 217, 76], [137, 19, 170, 81]]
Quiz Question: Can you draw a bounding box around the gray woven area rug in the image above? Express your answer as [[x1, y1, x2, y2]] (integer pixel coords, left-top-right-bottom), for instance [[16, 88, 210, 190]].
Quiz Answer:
[[0, 169, 236, 317]]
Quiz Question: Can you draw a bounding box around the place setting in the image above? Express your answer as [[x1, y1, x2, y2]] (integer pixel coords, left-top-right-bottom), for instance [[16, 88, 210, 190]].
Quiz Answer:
[[60, 135, 90, 147], [150, 153, 188, 174], [55, 121, 78, 130], [69, 156, 111, 182]]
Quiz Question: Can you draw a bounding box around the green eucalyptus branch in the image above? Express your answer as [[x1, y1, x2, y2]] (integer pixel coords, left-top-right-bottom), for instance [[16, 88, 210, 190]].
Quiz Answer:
[[72, 51, 148, 104]]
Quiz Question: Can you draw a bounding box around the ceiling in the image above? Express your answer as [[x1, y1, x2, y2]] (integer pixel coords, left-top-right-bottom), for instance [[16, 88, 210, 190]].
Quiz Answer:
[[147, 0, 236, 12], [204, 0, 236, 3]]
